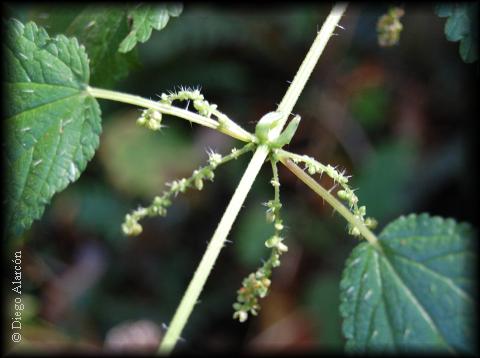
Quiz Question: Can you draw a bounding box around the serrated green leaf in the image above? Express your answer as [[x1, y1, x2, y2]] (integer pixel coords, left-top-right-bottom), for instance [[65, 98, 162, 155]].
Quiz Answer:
[[119, 3, 183, 53], [340, 213, 476, 353], [29, 5, 140, 88], [3, 19, 102, 239]]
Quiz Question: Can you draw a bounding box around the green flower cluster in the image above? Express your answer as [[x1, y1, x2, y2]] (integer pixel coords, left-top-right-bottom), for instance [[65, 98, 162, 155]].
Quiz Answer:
[[122, 143, 255, 237], [137, 108, 163, 131], [233, 160, 287, 322], [159, 87, 218, 118], [279, 150, 377, 237]]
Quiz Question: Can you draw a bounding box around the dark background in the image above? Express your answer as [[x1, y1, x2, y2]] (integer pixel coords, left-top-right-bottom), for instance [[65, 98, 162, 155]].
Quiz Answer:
[[3, 3, 478, 354]]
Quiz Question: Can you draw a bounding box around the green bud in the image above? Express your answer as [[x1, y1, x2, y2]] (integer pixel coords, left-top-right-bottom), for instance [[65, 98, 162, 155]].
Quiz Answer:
[[195, 177, 204, 190], [233, 310, 248, 323], [337, 190, 348, 200], [271, 115, 301, 148], [160, 93, 170, 103], [122, 216, 143, 236], [153, 196, 164, 206], [255, 111, 283, 143], [358, 206, 366, 216], [265, 235, 281, 248], [270, 179, 280, 187], [261, 277, 271, 288], [266, 210, 275, 223], [350, 226, 361, 236], [365, 217, 378, 229], [137, 115, 147, 126], [146, 119, 162, 131], [208, 152, 222, 168], [178, 178, 188, 192], [277, 242, 288, 252], [271, 255, 281, 267]]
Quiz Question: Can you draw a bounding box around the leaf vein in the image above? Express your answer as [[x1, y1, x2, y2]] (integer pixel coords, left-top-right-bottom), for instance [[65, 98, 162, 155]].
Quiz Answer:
[[381, 256, 454, 352]]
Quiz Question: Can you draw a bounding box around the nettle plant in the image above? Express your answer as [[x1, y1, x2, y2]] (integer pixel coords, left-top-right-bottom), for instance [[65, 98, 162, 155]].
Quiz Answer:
[[4, 3, 477, 354]]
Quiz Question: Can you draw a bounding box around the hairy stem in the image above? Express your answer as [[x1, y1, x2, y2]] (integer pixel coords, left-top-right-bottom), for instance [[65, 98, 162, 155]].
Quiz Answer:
[[271, 159, 280, 204], [270, 3, 348, 138], [280, 158, 380, 248], [158, 145, 270, 354], [87, 86, 255, 143], [158, 3, 348, 353]]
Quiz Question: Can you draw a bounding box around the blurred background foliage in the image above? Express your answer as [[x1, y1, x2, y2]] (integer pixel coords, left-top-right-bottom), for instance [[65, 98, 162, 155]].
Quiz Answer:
[[3, 3, 477, 354]]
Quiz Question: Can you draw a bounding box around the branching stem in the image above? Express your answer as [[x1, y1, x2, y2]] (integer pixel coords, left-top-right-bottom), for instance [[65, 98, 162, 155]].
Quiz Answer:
[[157, 3, 348, 353]]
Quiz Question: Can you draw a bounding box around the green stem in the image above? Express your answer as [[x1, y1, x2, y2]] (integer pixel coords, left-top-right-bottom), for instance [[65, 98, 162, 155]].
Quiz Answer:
[[271, 159, 280, 204], [157, 3, 348, 353], [270, 3, 348, 138], [87, 86, 255, 143], [280, 158, 380, 248], [158, 145, 270, 354]]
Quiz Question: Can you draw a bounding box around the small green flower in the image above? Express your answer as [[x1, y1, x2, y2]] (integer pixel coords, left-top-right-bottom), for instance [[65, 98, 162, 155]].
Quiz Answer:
[[137, 108, 163, 131], [208, 151, 223, 168], [194, 177, 204, 190], [122, 214, 143, 236]]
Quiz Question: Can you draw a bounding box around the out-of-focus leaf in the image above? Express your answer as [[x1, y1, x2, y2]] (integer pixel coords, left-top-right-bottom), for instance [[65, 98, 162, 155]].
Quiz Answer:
[[233, 204, 271, 268], [350, 86, 389, 129], [138, 6, 320, 68], [340, 213, 476, 353], [444, 6, 470, 42], [435, 4, 453, 18], [4, 19, 101, 239], [435, 3, 478, 63], [99, 112, 198, 199], [119, 4, 183, 53], [354, 140, 416, 222], [49, 181, 130, 243], [459, 33, 478, 64], [303, 276, 343, 348], [28, 6, 86, 34]]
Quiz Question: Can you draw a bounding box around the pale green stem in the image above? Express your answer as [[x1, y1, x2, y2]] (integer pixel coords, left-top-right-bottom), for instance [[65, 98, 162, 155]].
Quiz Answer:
[[158, 3, 348, 353], [280, 158, 380, 248], [87, 86, 255, 143], [158, 145, 270, 354], [271, 159, 280, 204], [270, 3, 348, 139]]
